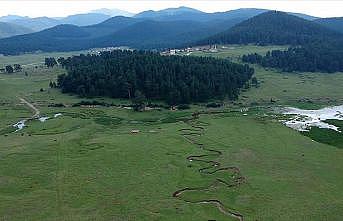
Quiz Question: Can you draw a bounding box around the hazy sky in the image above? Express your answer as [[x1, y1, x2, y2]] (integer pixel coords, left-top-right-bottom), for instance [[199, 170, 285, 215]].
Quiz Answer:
[[1, 0, 343, 18]]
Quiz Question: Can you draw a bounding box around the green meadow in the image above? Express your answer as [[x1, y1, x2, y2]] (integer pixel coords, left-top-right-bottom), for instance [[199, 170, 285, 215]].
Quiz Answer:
[[0, 46, 342, 221]]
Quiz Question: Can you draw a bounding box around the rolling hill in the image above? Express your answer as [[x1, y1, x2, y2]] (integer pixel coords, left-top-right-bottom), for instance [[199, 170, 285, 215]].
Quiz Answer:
[[90, 8, 134, 17], [134, 7, 268, 22], [0, 15, 28, 22], [0, 24, 93, 53], [134, 7, 317, 22], [0, 15, 232, 54], [97, 20, 227, 49], [5, 17, 61, 31], [199, 11, 341, 46], [0, 22, 33, 38], [1, 13, 113, 31], [0, 9, 334, 55], [315, 17, 343, 33], [0, 16, 144, 55], [59, 13, 111, 26], [134, 6, 203, 20]]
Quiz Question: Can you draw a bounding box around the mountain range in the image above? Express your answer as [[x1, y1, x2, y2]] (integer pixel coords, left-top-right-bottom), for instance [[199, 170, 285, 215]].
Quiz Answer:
[[0, 13, 113, 32], [0, 22, 33, 38], [0, 7, 342, 55], [0, 8, 134, 34], [90, 8, 134, 17]]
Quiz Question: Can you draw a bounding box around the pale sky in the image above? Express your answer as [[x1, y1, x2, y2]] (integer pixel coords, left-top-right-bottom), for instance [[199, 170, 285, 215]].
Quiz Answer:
[[1, 0, 343, 18]]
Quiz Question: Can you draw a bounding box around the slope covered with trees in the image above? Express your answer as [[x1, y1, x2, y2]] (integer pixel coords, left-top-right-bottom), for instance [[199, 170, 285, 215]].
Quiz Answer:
[[314, 17, 343, 33], [200, 11, 340, 46], [97, 20, 227, 49], [57, 51, 254, 104], [0, 9, 334, 55], [0, 16, 230, 55]]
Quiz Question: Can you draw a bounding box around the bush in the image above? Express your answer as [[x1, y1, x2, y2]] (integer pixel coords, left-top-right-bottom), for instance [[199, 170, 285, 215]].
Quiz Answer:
[[206, 102, 222, 108], [177, 104, 190, 110], [72, 100, 111, 107], [48, 103, 65, 107]]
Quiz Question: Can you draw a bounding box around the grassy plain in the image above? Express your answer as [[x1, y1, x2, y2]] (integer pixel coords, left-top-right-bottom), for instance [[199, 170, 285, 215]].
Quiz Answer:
[[0, 47, 342, 221], [182, 45, 343, 108]]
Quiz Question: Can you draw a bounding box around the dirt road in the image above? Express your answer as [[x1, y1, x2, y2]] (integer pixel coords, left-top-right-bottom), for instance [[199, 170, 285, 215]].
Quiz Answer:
[[19, 97, 40, 119]]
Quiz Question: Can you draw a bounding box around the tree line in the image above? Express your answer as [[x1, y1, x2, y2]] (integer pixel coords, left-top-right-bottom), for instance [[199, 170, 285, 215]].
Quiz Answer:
[[56, 50, 254, 105], [242, 40, 343, 73]]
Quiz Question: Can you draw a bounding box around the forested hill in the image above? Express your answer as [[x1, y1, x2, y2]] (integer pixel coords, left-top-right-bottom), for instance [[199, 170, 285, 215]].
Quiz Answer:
[[57, 51, 254, 104], [199, 11, 341, 46], [0, 17, 231, 55], [96, 20, 227, 49], [314, 17, 343, 34], [0, 8, 327, 55]]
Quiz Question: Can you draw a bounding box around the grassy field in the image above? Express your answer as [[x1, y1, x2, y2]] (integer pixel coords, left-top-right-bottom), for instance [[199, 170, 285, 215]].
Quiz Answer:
[[0, 48, 342, 221], [182, 45, 287, 61], [238, 66, 343, 108], [302, 120, 343, 148], [180, 44, 343, 108], [0, 51, 86, 66]]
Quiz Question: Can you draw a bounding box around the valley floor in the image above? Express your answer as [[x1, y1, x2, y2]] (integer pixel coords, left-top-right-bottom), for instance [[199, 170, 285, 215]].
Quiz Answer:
[[0, 47, 342, 220]]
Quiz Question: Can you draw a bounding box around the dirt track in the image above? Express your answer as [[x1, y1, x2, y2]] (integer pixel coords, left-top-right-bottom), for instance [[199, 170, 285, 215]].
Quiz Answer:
[[19, 97, 40, 119]]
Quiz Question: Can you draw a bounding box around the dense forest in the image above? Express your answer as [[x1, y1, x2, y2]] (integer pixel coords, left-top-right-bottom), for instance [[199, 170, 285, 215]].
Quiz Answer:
[[242, 40, 343, 73], [314, 17, 343, 34], [199, 11, 341, 46], [57, 50, 254, 104]]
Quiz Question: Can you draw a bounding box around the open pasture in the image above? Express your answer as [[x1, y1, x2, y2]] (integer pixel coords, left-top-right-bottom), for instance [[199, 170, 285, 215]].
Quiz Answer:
[[0, 48, 342, 220]]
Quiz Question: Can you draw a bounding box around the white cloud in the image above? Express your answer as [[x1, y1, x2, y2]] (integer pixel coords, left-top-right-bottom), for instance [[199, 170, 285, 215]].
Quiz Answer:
[[0, 0, 342, 18]]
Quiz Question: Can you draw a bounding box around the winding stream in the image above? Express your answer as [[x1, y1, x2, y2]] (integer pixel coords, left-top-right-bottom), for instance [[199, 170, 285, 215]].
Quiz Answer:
[[12, 97, 63, 132], [173, 113, 246, 221]]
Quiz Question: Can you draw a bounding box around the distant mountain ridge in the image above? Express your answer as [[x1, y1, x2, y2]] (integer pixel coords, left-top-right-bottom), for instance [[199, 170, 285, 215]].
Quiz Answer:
[[134, 6, 203, 19], [134, 7, 317, 22], [135, 7, 267, 22], [4, 17, 61, 31], [0, 15, 29, 22], [0, 22, 33, 38], [0, 7, 321, 34], [0, 8, 341, 54], [0, 16, 233, 54], [59, 13, 111, 26], [0, 13, 112, 31], [90, 8, 134, 17]]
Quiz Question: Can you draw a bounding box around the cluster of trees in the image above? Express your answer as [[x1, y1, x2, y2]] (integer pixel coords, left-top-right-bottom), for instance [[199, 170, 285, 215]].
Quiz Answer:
[[45, 57, 57, 68], [49, 81, 57, 88], [2, 64, 22, 73], [242, 41, 343, 73], [57, 50, 254, 105]]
